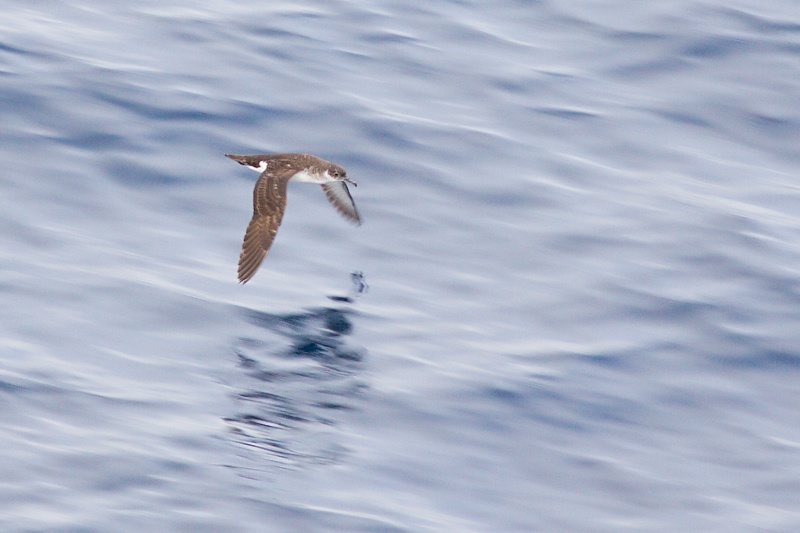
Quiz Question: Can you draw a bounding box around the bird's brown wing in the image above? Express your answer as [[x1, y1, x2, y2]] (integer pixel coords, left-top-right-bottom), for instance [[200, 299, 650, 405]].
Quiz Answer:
[[238, 172, 290, 283], [321, 182, 361, 225]]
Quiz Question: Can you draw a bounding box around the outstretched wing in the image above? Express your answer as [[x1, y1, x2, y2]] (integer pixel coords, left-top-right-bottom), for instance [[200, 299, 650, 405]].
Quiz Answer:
[[238, 172, 290, 283], [321, 182, 361, 225]]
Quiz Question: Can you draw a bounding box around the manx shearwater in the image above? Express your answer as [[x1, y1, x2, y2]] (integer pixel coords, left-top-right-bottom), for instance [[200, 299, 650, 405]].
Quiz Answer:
[[225, 153, 361, 283]]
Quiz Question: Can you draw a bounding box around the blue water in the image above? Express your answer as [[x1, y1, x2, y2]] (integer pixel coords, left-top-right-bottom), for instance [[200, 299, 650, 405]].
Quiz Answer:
[[2, 0, 800, 531]]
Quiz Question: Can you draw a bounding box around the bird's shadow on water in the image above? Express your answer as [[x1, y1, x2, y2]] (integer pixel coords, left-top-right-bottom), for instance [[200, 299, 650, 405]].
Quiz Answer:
[[223, 272, 369, 473]]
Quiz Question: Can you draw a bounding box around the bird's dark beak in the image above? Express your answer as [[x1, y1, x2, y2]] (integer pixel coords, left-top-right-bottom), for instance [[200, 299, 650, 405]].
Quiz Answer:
[[344, 177, 357, 187]]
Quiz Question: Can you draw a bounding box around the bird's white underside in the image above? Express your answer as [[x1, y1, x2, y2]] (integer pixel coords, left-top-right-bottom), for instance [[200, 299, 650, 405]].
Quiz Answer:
[[291, 168, 332, 183], [247, 161, 336, 184]]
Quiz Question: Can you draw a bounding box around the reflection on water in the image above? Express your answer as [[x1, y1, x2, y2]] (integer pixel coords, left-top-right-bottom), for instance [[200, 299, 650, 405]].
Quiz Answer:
[[224, 273, 368, 470]]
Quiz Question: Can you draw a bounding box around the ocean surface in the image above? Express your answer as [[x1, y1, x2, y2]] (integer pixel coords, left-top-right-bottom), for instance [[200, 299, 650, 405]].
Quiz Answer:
[[2, 1, 800, 531]]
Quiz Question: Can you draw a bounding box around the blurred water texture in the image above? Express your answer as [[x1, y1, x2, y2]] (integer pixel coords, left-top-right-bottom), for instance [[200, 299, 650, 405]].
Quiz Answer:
[[1, 0, 800, 531]]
